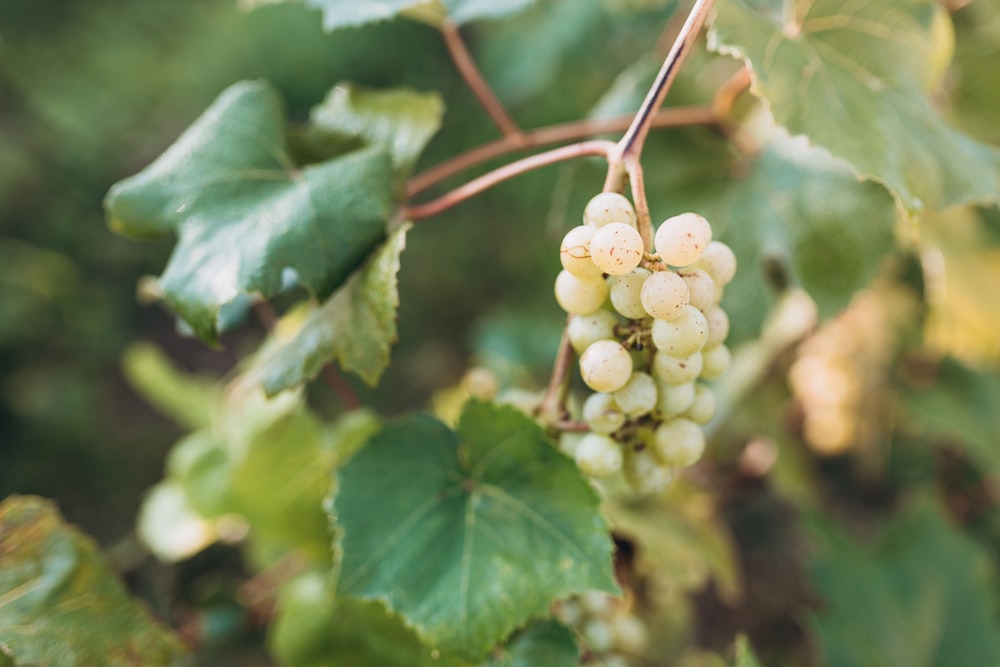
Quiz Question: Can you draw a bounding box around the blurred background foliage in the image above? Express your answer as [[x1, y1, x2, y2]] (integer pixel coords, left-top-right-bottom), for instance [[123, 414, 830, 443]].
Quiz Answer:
[[2, 0, 1000, 665]]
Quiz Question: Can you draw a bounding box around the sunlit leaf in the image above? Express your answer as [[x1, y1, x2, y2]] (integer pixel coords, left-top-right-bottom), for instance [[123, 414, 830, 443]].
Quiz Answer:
[[304, 0, 540, 30]]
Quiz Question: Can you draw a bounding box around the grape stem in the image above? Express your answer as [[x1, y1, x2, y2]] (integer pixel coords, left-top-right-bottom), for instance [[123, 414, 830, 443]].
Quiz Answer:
[[536, 320, 575, 425], [439, 21, 522, 138]]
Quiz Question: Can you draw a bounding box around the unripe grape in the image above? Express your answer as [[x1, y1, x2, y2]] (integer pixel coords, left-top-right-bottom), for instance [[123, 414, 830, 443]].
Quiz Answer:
[[640, 271, 689, 320], [609, 267, 651, 319], [656, 379, 696, 417], [463, 366, 498, 400], [654, 350, 703, 385], [611, 614, 648, 653], [700, 344, 731, 379], [653, 417, 705, 467], [624, 447, 674, 494], [560, 225, 603, 279], [679, 268, 717, 311], [583, 192, 637, 229], [590, 223, 644, 275], [575, 433, 623, 477], [654, 212, 712, 266], [612, 371, 657, 417], [695, 241, 737, 286], [554, 270, 608, 315], [583, 618, 615, 652], [704, 305, 730, 348], [582, 392, 625, 434], [568, 310, 619, 354], [579, 340, 633, 392], [581, 590, 616, 615], [651, 305, 708, 357], [684, 384, 716, 424], [558, 432, 583, 457]]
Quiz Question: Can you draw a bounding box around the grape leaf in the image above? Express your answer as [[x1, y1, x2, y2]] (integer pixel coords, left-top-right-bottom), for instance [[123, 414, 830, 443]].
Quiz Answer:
[[251, 223, 409, 395], [121, 342, 219, 429], [718, 130, 896, 343], [484, 620, 578, 667], [0, 496, 185, 666], [710, 0, 1000, 211], [305, 0, 539, 30], [900, 358, 1000, 478], [105, 80, 393, 343], [333, 400, 618, 661], [808, 496, 1000, 667], [948, 0, 1000, 145], [307, 83, 443, 177]]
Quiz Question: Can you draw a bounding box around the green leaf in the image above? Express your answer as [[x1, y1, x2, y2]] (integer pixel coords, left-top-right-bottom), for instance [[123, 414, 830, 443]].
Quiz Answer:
[[305, 0, 539, 30], [251, 223, 410, 394], [948, 0, 1000, 145], [710, 0, 1000, 210], [0, 496, 185, 666], [105, 80, 393, 342], [718, 130, 896, 343], [483, 620, 579, 667], [900, 358, 1000, 477], [122, 342, 219, 429], [733, 635, 762, 667], [269, 571, 443, 667], [307, 84, 443, 178], [808, 496, 1000, 667], [334, 400, 618, 661]]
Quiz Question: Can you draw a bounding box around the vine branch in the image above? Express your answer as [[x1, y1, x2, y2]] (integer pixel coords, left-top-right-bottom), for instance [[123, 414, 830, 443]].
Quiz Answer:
[[440, 21, 521, 138]]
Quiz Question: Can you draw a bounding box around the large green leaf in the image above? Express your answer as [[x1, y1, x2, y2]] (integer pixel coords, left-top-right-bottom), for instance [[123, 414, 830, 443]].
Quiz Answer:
[[900, 358, 1000, 477], [333, 400, 618, 661], [484, 620, 578, 667], [250, 223, 409, 394], [105, 80, 393, 342], [305, 0, 539, 30], [808, 496, 1000, 667], [710, 0, 1000, 210], [307, 84, 443, 178], [0, 496, 185, 666], [718, 130, 896, 343]]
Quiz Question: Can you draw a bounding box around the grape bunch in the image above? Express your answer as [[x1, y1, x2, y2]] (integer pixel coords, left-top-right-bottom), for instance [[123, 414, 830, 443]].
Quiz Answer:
[[555, 591, 648, 667], [554, 192, 735, 492]]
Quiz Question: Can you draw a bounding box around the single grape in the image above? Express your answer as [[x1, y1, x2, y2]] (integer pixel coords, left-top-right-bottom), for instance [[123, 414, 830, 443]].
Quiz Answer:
[[583, 192, 637, 228], [590, 222, 644, 275], [558, 432, 583, 457], [653, 350, 703, 385], [463, 366, 498, 400], [704, 305, 730, 348], [559, 225, 603, 279], [612, 371, 657, 417], [684, 384, 716, 424], [568, 310, 619, 354], [640, 271, 689, 320], [611, 614, 648, 653], [678, 268, 717, 311], [656, 379, 696, 417], [583, 392, 626, 434], [554, 270, 608, 315], [575, 433, 624, 477], [653, 417, 705, 467], [654, 212, 712, 266], [579, 339, 633, 392], [695, 240, 737, 286], [583, 618, 615, 652], [609, 267, 651, 319], [700, 344, 731, 379], [581, 590, 616, 615], [623, 447, 674, 494], [651, 305, 708, 357]]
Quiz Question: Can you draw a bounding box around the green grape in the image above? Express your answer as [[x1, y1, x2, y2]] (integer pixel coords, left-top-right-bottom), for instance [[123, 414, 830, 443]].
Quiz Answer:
[[560, 225, 603, 279], [568, 310, 620, 354], [679, 267, 717, 311], [612, 371, 657, 417], [651, 305, 708, 357], [590, 222, 645, 275], [653, 349, 703, 384], [654, 212, 712, 267], [583, 392, 626, 434], [611, 614, 648, 653], [695, 240, 737, 286], [640, 270, 689, 320], [655, 379, 695, 417], [684, 384, 716, 424], [575, 433, 624, 477], [700, 344, 731, 380], [704, 305, 730, 348], [583, 618, 615, 652], [579, 339, 633, 392], [554, 269, 608, 315], [624, 447, 674, 493], [609, 267, 652, 319], [583, 191, 637, 228], [653, 417, 705, 467]]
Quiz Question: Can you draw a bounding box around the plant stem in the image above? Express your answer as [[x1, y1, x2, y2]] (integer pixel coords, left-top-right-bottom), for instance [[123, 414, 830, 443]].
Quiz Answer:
[[406, 105, 716, 196], [617, 0, 716, 160], [404, 140, 616, 220], [624, 158, 654, 250], [440, 21, 521, 138], [537, 320, 575, 425]]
